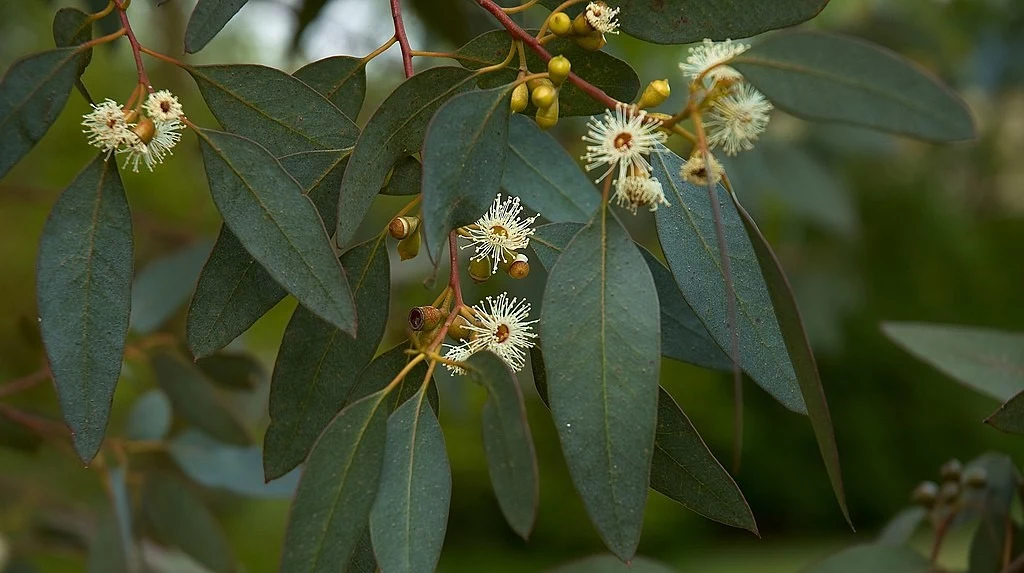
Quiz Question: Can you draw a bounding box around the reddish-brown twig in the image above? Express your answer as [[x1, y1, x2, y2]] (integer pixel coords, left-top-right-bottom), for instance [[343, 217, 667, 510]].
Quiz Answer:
[[113, 0, 152, 92], [389, 0, 414, 78]]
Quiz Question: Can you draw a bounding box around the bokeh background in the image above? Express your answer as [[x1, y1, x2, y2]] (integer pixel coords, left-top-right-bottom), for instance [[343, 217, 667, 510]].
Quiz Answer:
[[2, 0, 1024, 571]]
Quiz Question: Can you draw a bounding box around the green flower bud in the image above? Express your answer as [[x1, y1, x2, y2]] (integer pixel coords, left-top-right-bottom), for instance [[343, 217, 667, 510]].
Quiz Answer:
[[531, 84, 557, 109], [511, 83, 529, 113], [535, 99, 559, 129], [548, 55, 571, 86], [637, 79, 671, 109], [397, 230, 420, 260], [574, 32, 607, 52], [548, 12, 572, 36]]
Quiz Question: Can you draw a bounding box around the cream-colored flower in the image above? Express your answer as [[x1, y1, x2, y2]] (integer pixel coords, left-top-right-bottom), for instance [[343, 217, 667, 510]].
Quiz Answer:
[[680, 151, 724, 187], [442, 342, 475, 376], [582, 103, 667, 185], [142, 89, 184, 122], [705, 83, 773, 156], [465, 292, 537, 372], [679, 39, 749, 84], [461, 194, 539, 273], [82, 99, 133, 157], [613, 173, 669, 214], [120, 117, 184, 172], [585, 2, 620, 35]]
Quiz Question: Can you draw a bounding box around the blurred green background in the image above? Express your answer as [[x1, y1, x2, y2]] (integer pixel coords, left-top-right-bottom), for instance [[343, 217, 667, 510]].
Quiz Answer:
[[2, 0, 1024, 571]]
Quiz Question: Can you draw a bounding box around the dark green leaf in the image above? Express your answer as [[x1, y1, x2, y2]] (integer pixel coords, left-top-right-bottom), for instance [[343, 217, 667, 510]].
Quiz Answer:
[[37, 156, 133, 463], [652, 149, 805, 413], [281, 390, 389, 573], [195, 352, 263, 390], [151, 350, 250, 446], [369, 387, 451, 573], [651, 388, 756, 533], [125, 390, 172, 441], [549, 554, 676, 573], [185, 0, 249, 54], [186, 150, 348, 357], [188, 65, 358, 157], [529, 222, 584, 271], [197, 129, 355, 334], [966, 455, 1021, 573], [142, 472, 236, 573], [347, 530, 378, 573], [503, 114, 600, 223], [422, 86, 512, 262], [986, 391, 1024, 434], [455, 30, 638, 117], [84, 0, 119, 37], [0, 47, 84, 179], [882, 322, 1024, 402], [732, 197, 850, 524], [293, 56, 367, 120], [130, 241, 212, 334], [541, 206, 659, 560], [802, 544, 930, 573], [348, 343, 440, 414], [468, 352, 539, 539], [381, 156, 422, 196], [264, 236, 390, 480], [169, 430, 298, 498], [52, 7, 93, 102], [337, 66, 475, 246], [878, 507, 927, 546], [732, 31, 975, 142]]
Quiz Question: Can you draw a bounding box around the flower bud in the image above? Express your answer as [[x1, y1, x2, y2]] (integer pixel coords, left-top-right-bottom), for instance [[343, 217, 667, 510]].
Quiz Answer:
[[535, 99, 559, 129], [507, 253, 530, 279], [911, 481, 939, 507], [574, 32, 607, 52], [637, 79, 671, 109], [531, 84, 557, 109], [547, 56, 571, 86], [939, 481, 961, 504], [939, 459, 963, 482], [133, 116, 156, 145], [962, 467, 988, 488], [510, 83, 529, 113], [409, 306, 446, 331], [397, 231, 420, 261], [526, 77, 548, 91], [468, 257, 492, 283], [572, 12, 593, 35], [389, 216, 420, 239], [548, 12, 572, 36], [448, 315, 474, 342]]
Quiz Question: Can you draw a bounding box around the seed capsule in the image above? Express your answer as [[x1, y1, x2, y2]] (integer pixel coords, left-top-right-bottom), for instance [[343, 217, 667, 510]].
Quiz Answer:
[[507, 253, 530, 279], [548, 12, 572, 36], [547, 56, 571, 86], [133, 116, 156, 144], [389, 216, 420, 239], [408, 306, 446, 331]]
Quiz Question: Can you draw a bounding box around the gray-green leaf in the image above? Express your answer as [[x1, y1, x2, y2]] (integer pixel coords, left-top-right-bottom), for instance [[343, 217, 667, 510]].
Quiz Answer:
[[52, 7, 93, 102], [293, 56, 367, 120], [130, 241, 212, 335], [142, 472, 236, 573], [185, 0, 249, 54], [151, 350, 251, 446], [169, 430, 299, 499]]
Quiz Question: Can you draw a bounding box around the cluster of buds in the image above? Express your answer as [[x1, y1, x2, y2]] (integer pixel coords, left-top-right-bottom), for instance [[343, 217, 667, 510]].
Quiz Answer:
[[547, 2, 620, 52], [511, 55, 572, 129], [388, 214, 421, 260], [81, 90, 185, 172], [910, 458, 988, 526]]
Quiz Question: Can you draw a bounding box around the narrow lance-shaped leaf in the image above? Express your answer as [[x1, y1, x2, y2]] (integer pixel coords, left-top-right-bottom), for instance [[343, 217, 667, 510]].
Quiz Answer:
[[263, 236, 390, 480], [541, 205, 660, 561], [142, 472, 237, 573], [196, 129, 355, 334], [130, 241, 213, 335], [731, 31, 975, 142], [0, 47, 85, 179], [186, 150, 348, 358], [293, 56, 367, 120], [422, 86, 513, 263], [52, 7, 93, 102], [369, 387, 452, 573], [169, 430, 299, 499], [185, 0, 249, 54], [280, 390, 390, 573], [731, 195, 850, 525], [337, 66, 475, 247], [37, 156, 133, 463], [985, 391, 1024, 434], [468, 352, 540, 540], [651, 149, 805, 413], [151, 351, 251, 446]]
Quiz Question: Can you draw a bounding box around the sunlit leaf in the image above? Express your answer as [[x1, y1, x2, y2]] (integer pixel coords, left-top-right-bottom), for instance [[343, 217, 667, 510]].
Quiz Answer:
[[151, 350, 250, 446], [130, 241, 212, 335], [169, 430, 299, 498], [185, 0, 249, 53], [293, 56, 367, 120], [142, 472, 236, 573]]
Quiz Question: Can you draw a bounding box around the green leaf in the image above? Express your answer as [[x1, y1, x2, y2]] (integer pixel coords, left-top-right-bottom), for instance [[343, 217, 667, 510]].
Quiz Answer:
[[195, 352, 263, 390], [468, 352, 539, 540], [503, 115, 600, 223], [142, 472, 236, 573], [541, 206, 660, 560], [347, 531, 378, 573], [381, 156, 422, 196], [421, 86, 512, 262], [186, 149, 348, 358], [125, 390, 172, 441], [87, 514, 129, 573], [264, 236, 390, 480], [281, 390, 389, 573], [881, 322, 1024, 402], [37, 156, 133, 463], [130, 241, 213, 334], [369, 387, 451, 573], [731, 197, 850, 524], [803, 544, 930, 573], [651, 149, 805, 413], [337, 66, 476, 247], [965, 454, 1021, 573], [169, 430, 299, 498], [348, 343, 440, 413], [293, 56, 367, 120], [185, 0, 249, 54], [197, 129, 355, 334], [986, 391, 1024, 434], [651, 388, 757, 533], [91, 466, 139, 573], [0, 47, 84, 179], [188, 64, 359, 157], [878, 507, 927, 546], [52, 7, 93, 102], [549, 554, 676, 573], [455, 30, 638, 117], [731, 31, 975, 142], [151, 350, 250, 446]]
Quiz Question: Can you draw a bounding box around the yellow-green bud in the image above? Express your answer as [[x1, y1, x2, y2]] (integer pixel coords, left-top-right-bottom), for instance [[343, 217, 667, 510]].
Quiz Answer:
[[637, 79, 671, 109], [388, 216, 420, 239], [511, 83, 529, 113], [507, 253, 530, 279], [547, 56, 571, 86], [408, 306, 446, 331], [448, 315, 474, 342], [535, 99, 559, 129], [574, 32, 607, 52], [531, 84, 557, 109], [548, 12, 572, 36], [468, 257, 492, 283], [397, 231, 420, 261], [572, 12, 593, 35]]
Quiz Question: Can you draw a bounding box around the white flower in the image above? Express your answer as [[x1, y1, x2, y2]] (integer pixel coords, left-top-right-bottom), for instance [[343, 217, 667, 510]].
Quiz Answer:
[[679, 151, 724, 187], [704, 83, 773, 156], [82, 99, 133, 157], [143, 89, 184, 122], [679, 39, 749, 84], [442, 342, 475, 376], [461, 194, 539, 273], [465, 292, 537, 372], [582, 103, 667, 185], [120, 117, 184, 172], [613, 173, 669, 214], [585, 2, 620, 35]]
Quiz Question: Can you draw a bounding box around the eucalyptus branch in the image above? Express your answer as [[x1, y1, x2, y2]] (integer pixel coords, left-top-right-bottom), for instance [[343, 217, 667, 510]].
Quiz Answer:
[[389, 0, 414, 78], [113, 0, 152, 92]]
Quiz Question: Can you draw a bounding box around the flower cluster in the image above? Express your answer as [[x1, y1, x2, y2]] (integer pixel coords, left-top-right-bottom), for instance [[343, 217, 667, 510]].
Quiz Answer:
[[443, 292, 538, 374], [459, 194, 539, 273], [585, 2, 620, 35], [582, 103, 669, 214], [81, 90, 185, 172]]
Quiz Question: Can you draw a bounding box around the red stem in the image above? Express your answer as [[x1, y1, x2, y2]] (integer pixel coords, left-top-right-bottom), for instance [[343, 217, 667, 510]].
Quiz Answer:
[[473, 0, 620, 110], [114, 0, 153, 92], [0, 368, 50, 400], [389, 0, 415, 78]]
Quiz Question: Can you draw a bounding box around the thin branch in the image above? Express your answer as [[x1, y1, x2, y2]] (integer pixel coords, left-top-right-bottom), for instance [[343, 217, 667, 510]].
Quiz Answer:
[[0, 368, 50, 400], [114, 0, 152, 92], [389, 0, 414, 78]]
